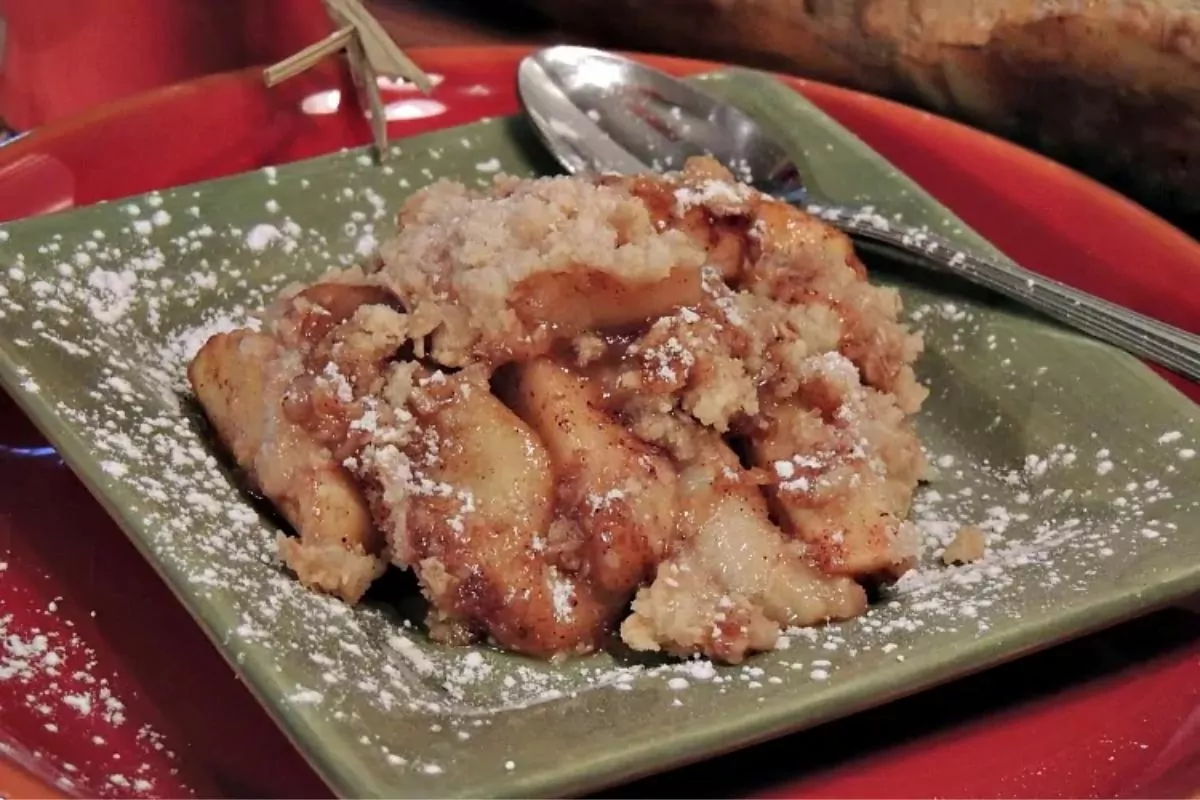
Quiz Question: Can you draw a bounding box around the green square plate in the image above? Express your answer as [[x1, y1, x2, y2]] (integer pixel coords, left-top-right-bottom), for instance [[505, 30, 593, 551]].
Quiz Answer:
[[0, 69, 1197, 798]]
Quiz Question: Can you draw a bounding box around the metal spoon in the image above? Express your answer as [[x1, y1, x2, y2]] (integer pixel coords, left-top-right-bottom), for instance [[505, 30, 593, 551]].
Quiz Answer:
[[517, 45, 1200, 383]]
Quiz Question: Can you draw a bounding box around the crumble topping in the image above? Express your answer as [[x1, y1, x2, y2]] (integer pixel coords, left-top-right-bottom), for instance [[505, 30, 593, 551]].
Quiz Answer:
[[188, 156, 928, 663]]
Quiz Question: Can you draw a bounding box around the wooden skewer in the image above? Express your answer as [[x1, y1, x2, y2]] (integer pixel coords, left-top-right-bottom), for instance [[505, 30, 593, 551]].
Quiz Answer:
[[347, 38, 391, 161], [326, 0, 433, 93], [263, 26, 355, 87], [260, 0, 433, 162]]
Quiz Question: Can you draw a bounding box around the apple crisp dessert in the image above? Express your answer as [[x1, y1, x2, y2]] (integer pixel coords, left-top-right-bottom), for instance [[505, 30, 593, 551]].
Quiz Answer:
[[189, 156, 928, 664]]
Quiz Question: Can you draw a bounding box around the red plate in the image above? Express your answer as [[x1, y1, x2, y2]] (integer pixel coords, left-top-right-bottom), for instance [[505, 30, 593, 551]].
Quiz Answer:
[[0, 47, 1196, 799]]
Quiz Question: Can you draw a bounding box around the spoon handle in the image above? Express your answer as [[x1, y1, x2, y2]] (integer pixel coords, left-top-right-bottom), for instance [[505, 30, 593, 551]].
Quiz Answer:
[[808, 205, 1200, 383]]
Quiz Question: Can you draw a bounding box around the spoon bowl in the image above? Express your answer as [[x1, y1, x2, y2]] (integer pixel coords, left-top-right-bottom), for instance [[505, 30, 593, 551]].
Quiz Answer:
[[518, 45, 807, 202]]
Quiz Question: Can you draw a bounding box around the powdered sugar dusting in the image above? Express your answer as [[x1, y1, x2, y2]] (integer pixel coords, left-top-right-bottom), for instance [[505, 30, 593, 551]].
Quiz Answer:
[[0, 579, 181, 798], [0, 140, 1195, 791], [245, 223, 282, 251]]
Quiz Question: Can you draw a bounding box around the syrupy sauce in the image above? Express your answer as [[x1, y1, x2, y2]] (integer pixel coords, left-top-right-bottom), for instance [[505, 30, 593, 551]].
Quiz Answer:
[[280, 373, 351, 446], [280, 283, 415, 460]]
